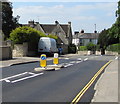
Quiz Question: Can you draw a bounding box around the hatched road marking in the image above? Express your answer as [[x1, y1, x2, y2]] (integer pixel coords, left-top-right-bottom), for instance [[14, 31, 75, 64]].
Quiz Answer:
[[0, 72, 44, 83], [0, 72, 28, 82], [11, 72, 43, 83]]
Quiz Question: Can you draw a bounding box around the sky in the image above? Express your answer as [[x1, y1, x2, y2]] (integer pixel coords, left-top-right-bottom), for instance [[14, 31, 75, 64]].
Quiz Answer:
[[12, 1, 118, 34]]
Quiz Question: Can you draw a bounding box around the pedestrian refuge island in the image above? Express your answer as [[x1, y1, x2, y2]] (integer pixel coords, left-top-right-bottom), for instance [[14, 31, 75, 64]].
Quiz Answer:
[[34, 53, 64, 72]]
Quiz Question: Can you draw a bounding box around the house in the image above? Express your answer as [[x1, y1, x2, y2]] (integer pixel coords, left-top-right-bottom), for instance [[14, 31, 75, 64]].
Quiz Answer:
[[22, 20, 73, 54], [72, 30, 99, 46]]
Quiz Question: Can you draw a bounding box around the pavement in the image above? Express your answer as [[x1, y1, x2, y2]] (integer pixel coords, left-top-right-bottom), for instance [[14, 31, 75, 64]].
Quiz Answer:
[[0, 54, 119, 103], [91, 59, 119, 103]]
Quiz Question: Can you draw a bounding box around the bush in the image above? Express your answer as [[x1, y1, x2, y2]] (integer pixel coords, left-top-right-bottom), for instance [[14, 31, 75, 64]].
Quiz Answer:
[[10, 26, 46, 44], [106, 43, 120, 54], [68, 44, 77, 53], [79, 46, 87, 51], [86, 42, 96, 51]]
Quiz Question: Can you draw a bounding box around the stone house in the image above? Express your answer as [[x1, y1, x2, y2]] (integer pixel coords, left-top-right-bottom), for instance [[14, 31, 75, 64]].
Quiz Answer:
[[22, 20, 73, 54], [72, 30, 99, 46]]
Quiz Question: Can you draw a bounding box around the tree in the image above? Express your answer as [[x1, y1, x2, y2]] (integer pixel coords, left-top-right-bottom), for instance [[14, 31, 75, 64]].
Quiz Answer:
[[9, 26, 46, 44], [108, 1, 120, 44], [98, 29, 109, 55], [98, 1, 120, 55], [2, 2, 19, 40], [86, 42, 96, 51]]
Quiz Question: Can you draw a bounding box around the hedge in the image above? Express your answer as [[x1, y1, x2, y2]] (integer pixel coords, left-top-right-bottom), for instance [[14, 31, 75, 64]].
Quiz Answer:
[[106, 43, 120, 54], [68, 44, 77, 53], [79, 46, 87, 51], [10, 26, 58, 44]]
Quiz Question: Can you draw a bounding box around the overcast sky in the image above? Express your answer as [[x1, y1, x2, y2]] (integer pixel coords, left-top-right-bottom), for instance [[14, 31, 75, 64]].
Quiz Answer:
[[12, 1, 118, 33]]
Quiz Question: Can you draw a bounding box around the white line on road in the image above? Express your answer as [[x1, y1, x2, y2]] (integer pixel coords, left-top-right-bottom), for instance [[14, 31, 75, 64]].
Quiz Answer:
[[11, 72, 44, 83], [5, 79, 11, 83], [70, 61, 76, 64], [115, 56, 118, 60], [84, 58, 88, 61], [64, 58, 69, 60], [77, 58, 82, 61], [76, 61, 82, 63], [64, 64, 73, 67], [28, 72, 36, 75], [0, 72, 28, 82]]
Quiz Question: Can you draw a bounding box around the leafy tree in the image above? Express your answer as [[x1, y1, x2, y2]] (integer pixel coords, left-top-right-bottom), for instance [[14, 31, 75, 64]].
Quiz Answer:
[[98, 1, 120, 55], [98, 29, 109, 55], [2, 2, 19, 40], [68, 44, 77, 53], [86, 42, 96, 51], [9, 26, 46, 44], [108, 1, 120, 44]]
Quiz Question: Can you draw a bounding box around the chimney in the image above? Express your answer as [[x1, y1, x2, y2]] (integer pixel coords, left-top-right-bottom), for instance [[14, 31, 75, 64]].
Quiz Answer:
[[94, 30, 97, 33], [81, 29, 84, 33], [55, 21, 59, 25], [68, 21, 71, 25], [28, 20, 34, 27], [74, 31, 79, 35]]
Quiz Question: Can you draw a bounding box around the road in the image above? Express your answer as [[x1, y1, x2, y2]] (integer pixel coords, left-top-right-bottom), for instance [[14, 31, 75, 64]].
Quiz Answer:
[[1, 55, 116, 103]]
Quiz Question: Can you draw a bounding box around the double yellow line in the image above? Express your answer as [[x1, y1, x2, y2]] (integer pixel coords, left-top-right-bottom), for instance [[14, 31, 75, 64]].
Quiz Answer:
[[71, 60, 112, 104]]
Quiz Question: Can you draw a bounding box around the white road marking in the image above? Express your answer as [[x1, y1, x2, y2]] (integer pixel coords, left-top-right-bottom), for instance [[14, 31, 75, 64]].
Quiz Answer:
[[77, 58, 82, 61], [84, 58, 88, 61], [70, 61, 76, 64], [64, 58, 69, 60], [115, 57, 118, 60], [11, 73, 44, 83], [0, 72, 28, 82], [5, 79, 11, 83], [64, 64, 73, 67], [28, 72, 35, 75], [76, 61, 82, 63]]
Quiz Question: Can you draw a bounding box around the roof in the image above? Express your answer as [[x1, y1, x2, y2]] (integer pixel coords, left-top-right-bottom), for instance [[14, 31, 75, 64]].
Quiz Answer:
[[40, 24, 56, 33], [21, 21, 71, 36], [79, 33, 99, 39], [39, 24, 69, 35], [60, 25, 68, 34]]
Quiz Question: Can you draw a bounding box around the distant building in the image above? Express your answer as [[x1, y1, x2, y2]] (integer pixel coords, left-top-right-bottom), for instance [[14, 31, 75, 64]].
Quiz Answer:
[[72, 30, 99, 46], [21, 20, 73, 53]]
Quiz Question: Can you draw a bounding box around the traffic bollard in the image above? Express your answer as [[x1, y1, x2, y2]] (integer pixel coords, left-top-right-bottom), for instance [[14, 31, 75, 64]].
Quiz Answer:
[[40, 54, 46, 68], [53, 53, 59, 65]]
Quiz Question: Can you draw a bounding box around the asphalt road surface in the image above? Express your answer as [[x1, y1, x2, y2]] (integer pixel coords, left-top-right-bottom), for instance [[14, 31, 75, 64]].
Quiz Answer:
[[1, 55, 116, 103]]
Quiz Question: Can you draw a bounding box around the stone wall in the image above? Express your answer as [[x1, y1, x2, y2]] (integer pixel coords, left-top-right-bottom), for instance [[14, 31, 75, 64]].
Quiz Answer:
[[13, 43, 28, 57], [78, 51, 88, 55], [0, 46, 12, 60], [77, 51, 118, 56], [105, 51, 118, 56]]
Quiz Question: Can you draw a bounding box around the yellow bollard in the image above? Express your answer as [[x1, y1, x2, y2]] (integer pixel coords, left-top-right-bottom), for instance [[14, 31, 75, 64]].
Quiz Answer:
[[40, 54, 46, 68], [53, 53, 59, 65]]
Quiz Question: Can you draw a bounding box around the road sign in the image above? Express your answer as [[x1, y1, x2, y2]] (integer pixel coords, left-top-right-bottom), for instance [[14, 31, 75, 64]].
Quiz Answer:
[[53, 53, 59, 65], [40, 54, 46, 67]]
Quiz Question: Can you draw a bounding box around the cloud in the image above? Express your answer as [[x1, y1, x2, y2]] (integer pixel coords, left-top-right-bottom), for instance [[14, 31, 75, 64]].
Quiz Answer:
[[13, 2, 117, 32]]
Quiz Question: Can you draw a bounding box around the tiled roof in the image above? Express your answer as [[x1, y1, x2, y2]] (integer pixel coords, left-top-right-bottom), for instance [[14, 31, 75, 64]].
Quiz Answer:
[[21, 21, 71, 36], [60, 25, 68, 34], [40, 24, 56, 33], [79, 33, 99, 39]]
